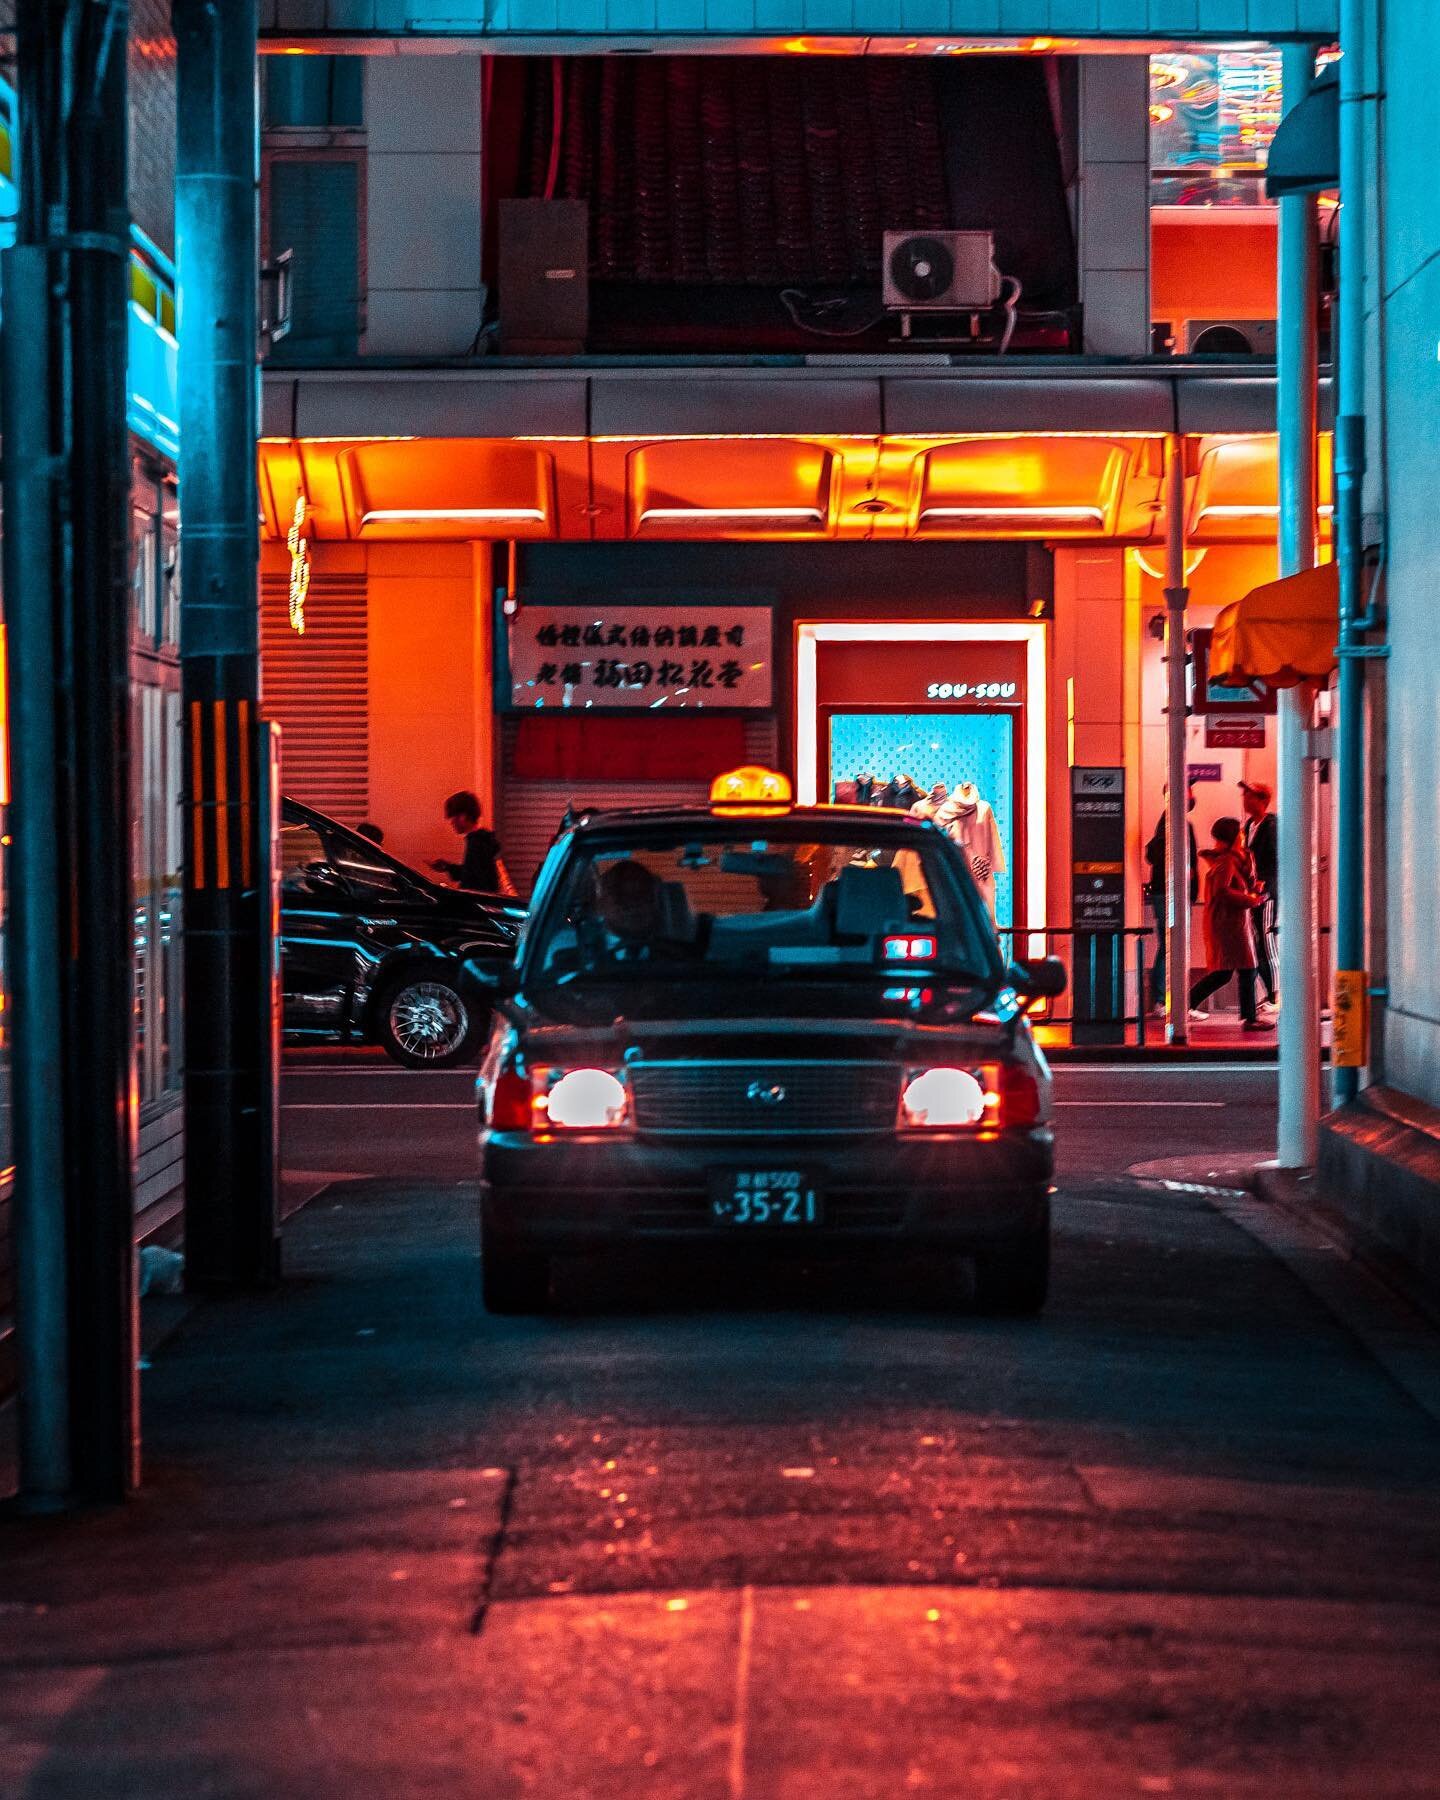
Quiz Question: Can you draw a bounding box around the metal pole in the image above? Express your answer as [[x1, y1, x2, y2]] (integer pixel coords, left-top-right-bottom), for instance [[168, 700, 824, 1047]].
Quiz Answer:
[[1333, 0, 1369, 1106], [1164, 436, 1191, 1047], [3, 0, 138, 1504], [175, 0, 278, 1289], [1276, 44, 1322, 1168], [2, 247, 71, 1507]]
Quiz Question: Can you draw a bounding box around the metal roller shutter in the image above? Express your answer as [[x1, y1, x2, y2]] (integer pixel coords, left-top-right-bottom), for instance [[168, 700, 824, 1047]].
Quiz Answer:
[[499, 713, 778, 896], [260, 573, 369, 823]]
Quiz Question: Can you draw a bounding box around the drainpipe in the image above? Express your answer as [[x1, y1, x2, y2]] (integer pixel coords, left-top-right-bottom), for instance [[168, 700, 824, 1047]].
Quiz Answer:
[[1275, 45, 1322, 1167], [1163, 436, 1191, 1047], [1332, 0, 1376, 1106]]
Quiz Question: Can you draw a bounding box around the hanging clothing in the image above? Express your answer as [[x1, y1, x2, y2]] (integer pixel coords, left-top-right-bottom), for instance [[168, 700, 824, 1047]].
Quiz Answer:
[[936, 786, 1006, 919]]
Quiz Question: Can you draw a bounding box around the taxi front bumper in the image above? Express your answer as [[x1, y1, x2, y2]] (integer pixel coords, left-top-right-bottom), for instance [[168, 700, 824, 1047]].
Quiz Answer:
[[481, 1128, 1053, 1249]]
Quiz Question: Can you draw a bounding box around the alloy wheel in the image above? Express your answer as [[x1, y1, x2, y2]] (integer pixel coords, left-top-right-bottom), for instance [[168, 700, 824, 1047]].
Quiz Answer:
[[388, 981, 468, 1062]]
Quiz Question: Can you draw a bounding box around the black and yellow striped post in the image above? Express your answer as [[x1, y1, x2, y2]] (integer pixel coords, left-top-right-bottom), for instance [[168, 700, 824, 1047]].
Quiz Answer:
[[177, 0, 279, 1292]]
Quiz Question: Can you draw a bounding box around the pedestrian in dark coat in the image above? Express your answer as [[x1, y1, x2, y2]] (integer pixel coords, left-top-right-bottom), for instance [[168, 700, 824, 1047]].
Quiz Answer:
[[1188, 817, 1272, 1031]]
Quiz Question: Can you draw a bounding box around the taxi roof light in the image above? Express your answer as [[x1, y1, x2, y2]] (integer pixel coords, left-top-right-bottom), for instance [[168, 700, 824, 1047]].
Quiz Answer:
[[709, 765, 794, 810]]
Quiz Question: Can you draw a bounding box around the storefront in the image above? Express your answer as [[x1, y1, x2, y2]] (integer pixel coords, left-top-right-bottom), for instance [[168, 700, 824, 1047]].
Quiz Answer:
[[796, 622, 1047, 934]]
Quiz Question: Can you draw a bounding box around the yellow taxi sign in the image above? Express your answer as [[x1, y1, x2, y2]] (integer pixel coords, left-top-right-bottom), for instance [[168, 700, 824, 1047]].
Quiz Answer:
[[709, 765, 793, 809]]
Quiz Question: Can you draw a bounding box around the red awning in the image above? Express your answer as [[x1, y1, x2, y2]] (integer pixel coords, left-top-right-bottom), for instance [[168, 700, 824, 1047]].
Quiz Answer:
[[1210, 562, 1338, 690]]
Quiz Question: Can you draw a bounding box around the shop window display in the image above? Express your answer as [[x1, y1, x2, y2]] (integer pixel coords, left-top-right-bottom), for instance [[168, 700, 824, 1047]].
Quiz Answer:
[[828, 711, 1014, 928]]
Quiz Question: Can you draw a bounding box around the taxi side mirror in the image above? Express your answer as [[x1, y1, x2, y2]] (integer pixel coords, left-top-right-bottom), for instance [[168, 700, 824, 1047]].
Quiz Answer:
[[1008, 956, 1067, 1000], [465, 958, 519, 997]]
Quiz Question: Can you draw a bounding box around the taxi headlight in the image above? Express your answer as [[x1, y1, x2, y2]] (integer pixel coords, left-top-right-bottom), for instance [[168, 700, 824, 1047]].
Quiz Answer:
[[541, 1067, 628, 1130], [900, 1066, 989, 1129]]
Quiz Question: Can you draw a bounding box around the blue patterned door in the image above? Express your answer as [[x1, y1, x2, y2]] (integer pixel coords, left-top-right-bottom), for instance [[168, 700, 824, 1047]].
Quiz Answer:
[[828, 710, 1017, 927]]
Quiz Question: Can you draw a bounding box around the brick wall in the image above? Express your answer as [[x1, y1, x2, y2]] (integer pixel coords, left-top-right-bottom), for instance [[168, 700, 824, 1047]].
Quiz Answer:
[[128, 0, 176, 254]]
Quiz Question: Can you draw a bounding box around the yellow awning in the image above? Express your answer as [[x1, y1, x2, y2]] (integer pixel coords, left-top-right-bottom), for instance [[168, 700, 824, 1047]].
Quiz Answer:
[[1210, 562, 1338, 690]]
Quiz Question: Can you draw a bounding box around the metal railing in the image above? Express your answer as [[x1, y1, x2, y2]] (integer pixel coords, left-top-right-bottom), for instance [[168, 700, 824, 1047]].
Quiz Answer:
[[998, 923, 1335, 1049], [999, 926, 1158, 1048]]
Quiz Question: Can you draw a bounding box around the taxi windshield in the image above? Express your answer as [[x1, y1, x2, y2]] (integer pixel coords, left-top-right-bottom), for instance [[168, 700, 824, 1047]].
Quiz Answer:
[[530, 820, 998, 983]]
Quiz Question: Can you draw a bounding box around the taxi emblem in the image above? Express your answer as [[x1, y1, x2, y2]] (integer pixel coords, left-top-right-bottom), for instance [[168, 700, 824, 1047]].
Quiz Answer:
[[747, 1081, 787, 1107]]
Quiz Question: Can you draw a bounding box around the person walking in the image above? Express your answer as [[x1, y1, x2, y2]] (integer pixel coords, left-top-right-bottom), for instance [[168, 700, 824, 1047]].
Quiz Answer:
[[1187, 816, 1273, 1032], [430, 790, 514, 895], [1240, 779, 1279, 1013], [1144, 784, 1198, 1014]]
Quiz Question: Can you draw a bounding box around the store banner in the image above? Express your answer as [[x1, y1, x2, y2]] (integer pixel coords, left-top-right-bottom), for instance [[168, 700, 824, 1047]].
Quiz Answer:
[[509, 604, 773, 710]]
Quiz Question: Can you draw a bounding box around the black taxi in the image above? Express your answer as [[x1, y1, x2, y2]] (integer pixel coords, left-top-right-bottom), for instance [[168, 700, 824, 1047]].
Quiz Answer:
[[475, 767, 1065, 1315]]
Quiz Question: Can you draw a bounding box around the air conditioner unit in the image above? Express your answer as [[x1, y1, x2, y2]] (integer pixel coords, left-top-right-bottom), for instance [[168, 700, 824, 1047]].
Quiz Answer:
[[1184, 319, 1278, 356], [883, 230, 1001, 312]]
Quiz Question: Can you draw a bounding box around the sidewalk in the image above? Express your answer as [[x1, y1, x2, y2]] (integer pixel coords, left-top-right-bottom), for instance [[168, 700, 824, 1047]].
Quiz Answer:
[[0, 1178, 532, 1799]]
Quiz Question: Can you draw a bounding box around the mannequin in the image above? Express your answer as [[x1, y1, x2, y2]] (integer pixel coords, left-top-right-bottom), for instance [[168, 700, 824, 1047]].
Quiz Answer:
[[936, 780, 1006, 920]]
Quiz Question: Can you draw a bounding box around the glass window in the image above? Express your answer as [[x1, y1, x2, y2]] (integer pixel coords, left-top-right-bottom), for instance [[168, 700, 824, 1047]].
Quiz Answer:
[[133, 680, 183, 1109], [530, 821, 997, 985], [160, 493, 180, 648], [131, 478, 161, 643], [280, 819, 329, 891], [1150, 51, 1283, 208]]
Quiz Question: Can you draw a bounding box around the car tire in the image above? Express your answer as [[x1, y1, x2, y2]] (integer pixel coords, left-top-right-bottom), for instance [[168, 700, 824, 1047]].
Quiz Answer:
[[972, 1216, 1050, 1317], [376, 970, 484, 1069], [482, 1237, 551, 1315]]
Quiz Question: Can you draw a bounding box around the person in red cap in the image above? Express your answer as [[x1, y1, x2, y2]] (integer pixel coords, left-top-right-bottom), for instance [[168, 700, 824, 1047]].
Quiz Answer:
[[1240, 779, 1278, 1013]]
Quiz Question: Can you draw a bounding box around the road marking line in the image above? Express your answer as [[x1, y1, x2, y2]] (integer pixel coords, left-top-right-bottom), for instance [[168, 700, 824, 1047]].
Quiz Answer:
[[1055, 1063, 1274, 1075], [729, 1583, 755, 1800], [281, 1102, 474, 1111], [1055, 1101, 1224, 1109], [283, 1067, 476, 1078]]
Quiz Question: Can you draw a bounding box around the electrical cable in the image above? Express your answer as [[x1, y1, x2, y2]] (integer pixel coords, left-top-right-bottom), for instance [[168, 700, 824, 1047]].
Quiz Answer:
[[779, 288, 886, 339], [997, 273, 1023, 356]]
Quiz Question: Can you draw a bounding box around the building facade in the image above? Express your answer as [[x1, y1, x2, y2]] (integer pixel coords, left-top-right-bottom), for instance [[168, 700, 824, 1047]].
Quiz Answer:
[[0, 4, 183, 1345], [257, 37, 1318, 1012], [1316, 0, 1440, 1285]]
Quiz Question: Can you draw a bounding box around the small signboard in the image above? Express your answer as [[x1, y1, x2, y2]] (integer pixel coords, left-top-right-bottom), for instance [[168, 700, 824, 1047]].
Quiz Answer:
[[1187, 762, 1223, 784], [1205, 714, 1267, 749], [1332, 969, 1370, 1068], [1071, 766, 1126, 931], [509, 603, 773, 710], [1191, 627, 1278, 715], [1070, 766, 1127, 1046]]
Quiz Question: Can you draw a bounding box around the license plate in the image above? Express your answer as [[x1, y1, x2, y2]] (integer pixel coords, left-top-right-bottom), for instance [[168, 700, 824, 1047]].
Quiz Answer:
[[710, 1170, 823, 1227]]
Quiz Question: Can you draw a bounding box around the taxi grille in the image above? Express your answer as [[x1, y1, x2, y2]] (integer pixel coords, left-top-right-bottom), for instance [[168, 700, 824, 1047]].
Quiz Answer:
[[629, 1060, 902, 1137]]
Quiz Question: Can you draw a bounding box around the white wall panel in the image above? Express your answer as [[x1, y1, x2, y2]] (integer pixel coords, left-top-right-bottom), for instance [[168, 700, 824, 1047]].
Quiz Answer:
[[1376, 0, 1440, 1105]]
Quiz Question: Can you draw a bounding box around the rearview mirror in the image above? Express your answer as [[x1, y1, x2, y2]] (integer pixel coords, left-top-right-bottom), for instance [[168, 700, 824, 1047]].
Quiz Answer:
[[1008, 955, 1067, 1000]]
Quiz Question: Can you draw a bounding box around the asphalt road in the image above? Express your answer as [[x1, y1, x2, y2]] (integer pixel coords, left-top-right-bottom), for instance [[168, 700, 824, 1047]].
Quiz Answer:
[[279, 1057, 1283, 1188], [8, 1055, 1440, 1795]]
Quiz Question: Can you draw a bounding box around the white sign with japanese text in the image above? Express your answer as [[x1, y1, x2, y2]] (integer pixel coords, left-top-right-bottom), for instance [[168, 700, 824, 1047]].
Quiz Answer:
[[509, 604, 773, 710]]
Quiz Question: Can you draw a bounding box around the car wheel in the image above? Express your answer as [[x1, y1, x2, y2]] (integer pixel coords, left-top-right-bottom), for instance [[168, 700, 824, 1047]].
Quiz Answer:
[[377, 972, 483, 1068], [482, 1237, 551, 1315], [972, 1218, 1050, 1317]]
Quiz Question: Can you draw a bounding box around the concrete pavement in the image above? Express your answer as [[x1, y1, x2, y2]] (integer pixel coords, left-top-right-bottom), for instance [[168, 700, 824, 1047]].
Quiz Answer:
[[4, 1137, 1440, 1795]]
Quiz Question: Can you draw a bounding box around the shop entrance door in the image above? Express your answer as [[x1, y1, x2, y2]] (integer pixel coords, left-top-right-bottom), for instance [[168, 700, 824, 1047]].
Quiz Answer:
[[827, 709, 1018, 928]]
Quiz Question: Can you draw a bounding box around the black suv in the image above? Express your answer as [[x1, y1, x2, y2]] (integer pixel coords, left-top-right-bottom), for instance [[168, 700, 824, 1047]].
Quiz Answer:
[[475, 776, 1065, 1314], [281, 797, 524, 1067]]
